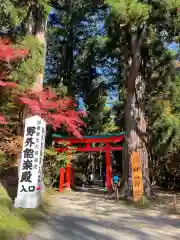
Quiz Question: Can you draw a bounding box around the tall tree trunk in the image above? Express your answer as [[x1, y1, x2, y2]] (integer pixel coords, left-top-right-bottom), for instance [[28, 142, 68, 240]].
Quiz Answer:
[[123, 26, 150, 197], [21, 4, 48, 125], [124, 73, 150, 197], [24, 5, 47, 92]]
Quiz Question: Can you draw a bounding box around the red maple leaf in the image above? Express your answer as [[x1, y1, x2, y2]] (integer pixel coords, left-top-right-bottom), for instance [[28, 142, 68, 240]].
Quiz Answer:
[[0, 38, 28, 88], [0, 81, 18, 87], [0, 115, 8, 124], [0, 38, 28, 62], [20, 89, 86, 138], [0, 38, 28, 123]]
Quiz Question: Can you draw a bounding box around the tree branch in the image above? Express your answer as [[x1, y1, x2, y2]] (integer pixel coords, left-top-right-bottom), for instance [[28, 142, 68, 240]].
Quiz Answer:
[[127, 24, 148, 92], [137, 24, 148, 50]]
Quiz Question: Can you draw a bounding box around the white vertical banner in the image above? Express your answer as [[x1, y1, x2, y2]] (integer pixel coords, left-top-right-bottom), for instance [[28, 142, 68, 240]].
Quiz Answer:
[[14, 115, 46, 208], [39, 122, 46, 193]]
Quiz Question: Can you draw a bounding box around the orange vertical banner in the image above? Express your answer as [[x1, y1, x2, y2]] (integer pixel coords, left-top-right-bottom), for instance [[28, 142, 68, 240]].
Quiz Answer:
[[59, 168, 64, 192], [131, 152, 143, 201]]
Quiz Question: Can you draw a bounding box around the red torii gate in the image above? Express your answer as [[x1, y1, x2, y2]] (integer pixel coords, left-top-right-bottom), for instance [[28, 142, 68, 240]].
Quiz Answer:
[[53, 132, 125, 192]]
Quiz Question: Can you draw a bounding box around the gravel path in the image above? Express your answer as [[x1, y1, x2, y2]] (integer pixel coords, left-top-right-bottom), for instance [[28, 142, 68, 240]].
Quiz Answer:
[[27, 189, 180, 240]]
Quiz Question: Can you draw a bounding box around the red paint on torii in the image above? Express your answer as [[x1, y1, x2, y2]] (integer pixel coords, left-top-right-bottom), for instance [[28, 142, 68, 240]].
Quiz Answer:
[[53, 132, 125, 192]]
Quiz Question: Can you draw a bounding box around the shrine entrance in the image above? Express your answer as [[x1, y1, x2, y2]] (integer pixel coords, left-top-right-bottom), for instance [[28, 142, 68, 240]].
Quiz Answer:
[[53, 132, 125, 192]]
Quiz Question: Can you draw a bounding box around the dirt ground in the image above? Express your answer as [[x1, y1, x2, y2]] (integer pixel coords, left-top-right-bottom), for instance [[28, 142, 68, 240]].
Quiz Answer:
[[26, 188, 180, 240]]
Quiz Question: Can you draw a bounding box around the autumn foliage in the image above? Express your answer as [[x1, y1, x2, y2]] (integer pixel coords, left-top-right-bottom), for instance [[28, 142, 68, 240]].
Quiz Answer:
[[0, 38, 28, 62], [0, 38, 27, 86], [20, 89, 86, 138], [0, 38, 86, 138]]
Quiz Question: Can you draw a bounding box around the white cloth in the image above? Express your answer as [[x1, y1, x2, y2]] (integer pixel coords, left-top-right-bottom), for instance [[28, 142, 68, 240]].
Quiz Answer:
[[90, 173, 94, 181]]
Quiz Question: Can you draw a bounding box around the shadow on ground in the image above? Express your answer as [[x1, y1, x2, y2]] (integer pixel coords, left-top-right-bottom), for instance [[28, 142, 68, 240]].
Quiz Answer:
[[27, 188, 180, 240], [29, 209, 180, 240]]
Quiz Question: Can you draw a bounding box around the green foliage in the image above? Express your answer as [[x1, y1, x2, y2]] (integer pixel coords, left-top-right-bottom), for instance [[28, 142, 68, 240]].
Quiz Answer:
[[106, 0, 150, 24], [10, 36, 44, 88], [0, 0, 27, 29], [0, 184, 30, 239], [102, 107, 119, 133], [43, 142, 76, 186], [151, 75, 180, 157], [0, 151, 5, 168], [166, 0, 180, 9], [38, 0, 52, 16]]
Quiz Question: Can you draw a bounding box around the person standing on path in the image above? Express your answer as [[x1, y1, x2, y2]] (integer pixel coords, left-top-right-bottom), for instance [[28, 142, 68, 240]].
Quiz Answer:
[[89, 172, 94, 187], [82, 173, 86, 188], [112, 170, 120, 200]]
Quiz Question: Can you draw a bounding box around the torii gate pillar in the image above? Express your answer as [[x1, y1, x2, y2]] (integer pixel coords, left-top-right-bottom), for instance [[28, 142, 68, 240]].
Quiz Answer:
[[105, 143, 112, 191]]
